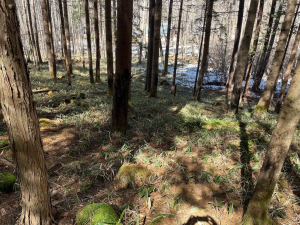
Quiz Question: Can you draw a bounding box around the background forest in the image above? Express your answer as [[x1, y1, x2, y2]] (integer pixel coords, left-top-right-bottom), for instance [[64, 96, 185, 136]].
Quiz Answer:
[[0, 0, 300, 225]]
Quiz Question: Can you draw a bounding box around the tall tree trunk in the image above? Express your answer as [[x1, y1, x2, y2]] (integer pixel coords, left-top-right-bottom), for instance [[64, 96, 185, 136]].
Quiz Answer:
[[145, 0, 155, 92], [105, 0, 114, 95], [171, 0, 183, 96], [41, 0, 57, 82], [194, 3, 207, 96], [225, 0, 245, 93], [252, 0, 281, 92], [230, 0, 259, 113], [164, 0, 173, 76], [63, 0, 72, 74], [195, 0, 214, 101], [113, 0, 117, 45], [112, 0, 133, 133], [255, 0, 297, 112], [149, 0, 162, 97], [85, 0, 94, 84], [243, 0, 264, 98], [242, 38, 300, 225], [58, 0, 71, 86], [33, 0, 43, 63], [275, 23, 300, 113], [0, 1, 53, 224], [94, 0, 101, 82]]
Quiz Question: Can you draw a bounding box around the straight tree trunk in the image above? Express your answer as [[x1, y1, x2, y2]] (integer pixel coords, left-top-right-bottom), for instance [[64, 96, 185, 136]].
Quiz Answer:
[[94, 0, 101, 82], [0, 1, 53, 224], [41, 0, 57, 82], [105, 0, 114, 95], [171, 0, 183, 96], [225, 0, 245, 93], [112, 0, 133, 133], [230, 0, 259, 113], [113, 0, 117, 45], [255, 0, 297, 112], [275, 23, 300, 113], [195, 0, 214, 101], [252, 0, 280, 92], [149, 0, 162, 97], [243, 0, 264, 98], [85, 0, 94, 84], [242, 36, 300, 225], [58, 0, 71, 86], [145, 0, 155, 92], [33, 0, 43, 63], [164, 0, 173, 76], [63, 0, 73, 74]]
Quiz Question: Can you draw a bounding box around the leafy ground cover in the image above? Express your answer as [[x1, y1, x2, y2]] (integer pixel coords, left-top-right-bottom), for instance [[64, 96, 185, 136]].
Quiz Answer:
[[0, 58, 300, 225]]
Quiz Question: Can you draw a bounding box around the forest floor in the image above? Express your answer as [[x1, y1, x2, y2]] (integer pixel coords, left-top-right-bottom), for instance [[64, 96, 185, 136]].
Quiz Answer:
[[0, 57, 300, 225]]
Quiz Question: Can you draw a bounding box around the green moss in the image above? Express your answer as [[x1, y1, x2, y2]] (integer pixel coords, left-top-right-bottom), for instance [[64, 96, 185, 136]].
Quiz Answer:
[[39, 118, 55, 128], [76, 203, 119, 225], [71, 100, 89, 108], [0, 139, 9, 148], [116, 164, 151, 187], [254, 105, 268, 113], [0, 172, 16, 193], [77, 92, 86, 99]]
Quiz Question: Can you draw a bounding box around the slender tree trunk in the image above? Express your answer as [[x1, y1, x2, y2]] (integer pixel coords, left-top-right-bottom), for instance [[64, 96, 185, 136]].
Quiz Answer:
[[149, 0, 162, 97], [171, 0, 183, 96], [159, 38, 165, 74], [63, 0, 72, 74], [230, 0, 259, 113], [41, 0, 57, 82], [105, 0, 114, 95], [195, 0, 214, 101], [0, 1, 53, 224], [194, 4, 207, 96], [112, 0, 133, 133], [85, 0, 94, 84], [113, 0, 117, 45], [242, 39, 300, 225], [94, 0, 101, 82], [243, 0, 264, 98], [33, 0, 43, 63], [275, 23, 300, 113], [255, 0, 297, 112], [58, 0, 71, 86], [225, 0, 245, 93], [145, 0, 155, 92], [252, 0, 280, 92], [164, 0, 173, 76]]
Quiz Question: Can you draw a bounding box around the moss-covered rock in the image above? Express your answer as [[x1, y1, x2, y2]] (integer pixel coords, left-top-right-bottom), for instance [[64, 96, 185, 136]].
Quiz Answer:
[[71, 99, 89, 108], [77, 92, 86, 99], [39, 118, 55, 128], [116, 164, 151, 187], [0, 139, 9, 148], [76, 203, 119, 225], [0, 172, 16, 193]]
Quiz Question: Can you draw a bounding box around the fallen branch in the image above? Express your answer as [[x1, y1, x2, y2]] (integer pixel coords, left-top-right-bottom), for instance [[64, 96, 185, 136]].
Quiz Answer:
[[0, 157, 14, 168]]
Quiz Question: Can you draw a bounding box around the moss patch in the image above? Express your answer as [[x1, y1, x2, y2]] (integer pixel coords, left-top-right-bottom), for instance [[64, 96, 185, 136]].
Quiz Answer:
[[0, 172, 16, 193], [0, 139, 9, 148], [39, 118, 56, 128], [116, 164, 151, 187]]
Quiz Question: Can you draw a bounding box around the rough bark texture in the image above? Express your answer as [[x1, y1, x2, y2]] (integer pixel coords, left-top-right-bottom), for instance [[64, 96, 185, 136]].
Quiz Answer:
[[195, 0, 213, 101], [242, 35, 300, 225], [255, 0, 297, 112], [32, 0, 43, 63], [164, 0, 173, 76], [85, 0, 94, 84], [243, 0, 264, 98], [105, 0, 114, 95], [230, 0, 259, 113], [63, 0, 72, 74], [40, 0, 57, 82], [94, 0, 101, 82], [171, 0, 183, 96], [145, 0, 155, 92], [149, 0, 162, 97], [0, 1, 53, 224], [58, 0, 71, 86], [112, 0, 133, 133], [225, 0, 245, 93]]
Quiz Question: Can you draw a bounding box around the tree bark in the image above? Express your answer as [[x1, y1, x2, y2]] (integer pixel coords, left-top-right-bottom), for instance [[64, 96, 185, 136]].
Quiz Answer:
[[225, 0, 245, 93], [112, 0, 133, 133], [230, 0, 259, 113], [105, 0, 114, 95], [63, 0, 72, 75], [94, 0, 101, 82], [33, 0, 43, 63], [242, 35, 300, 225], [85, 0, 94, 84], [255, 0, 297, 112], [164, 0, 173, 76], [0, 1, 53, 224], [195, 0, 214, 101], [149, 0, 162, 97], [171, 0, 183, 96]]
